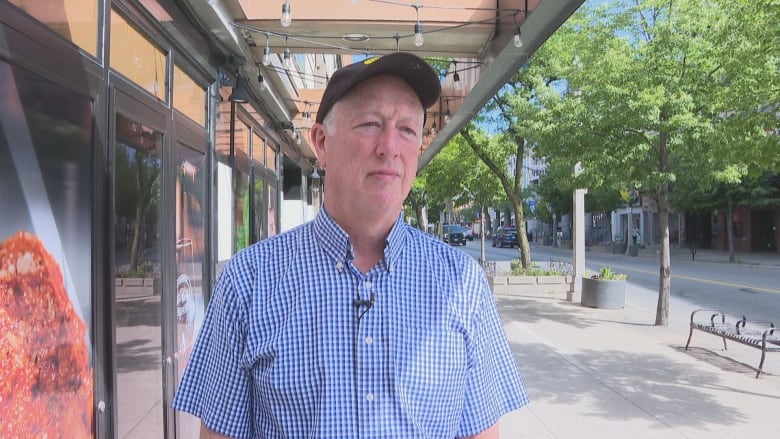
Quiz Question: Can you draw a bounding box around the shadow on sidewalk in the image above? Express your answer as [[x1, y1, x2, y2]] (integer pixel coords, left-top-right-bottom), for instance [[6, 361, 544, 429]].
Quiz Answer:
[[500, 294, 780, 434], [511, 339, 771, 429]]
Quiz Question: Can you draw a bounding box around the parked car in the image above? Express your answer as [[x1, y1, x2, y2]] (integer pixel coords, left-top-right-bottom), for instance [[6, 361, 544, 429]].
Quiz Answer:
[[492, 227, 519, 248], [443, 224, 466, 246]]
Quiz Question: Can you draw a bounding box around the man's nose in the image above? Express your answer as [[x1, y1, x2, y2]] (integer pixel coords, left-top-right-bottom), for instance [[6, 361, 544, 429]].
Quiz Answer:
[[375, 125, 402, 157]]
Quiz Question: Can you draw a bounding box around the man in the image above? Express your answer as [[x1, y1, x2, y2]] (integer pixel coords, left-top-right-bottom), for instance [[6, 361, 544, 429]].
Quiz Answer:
[[173, 52, 528, 438]]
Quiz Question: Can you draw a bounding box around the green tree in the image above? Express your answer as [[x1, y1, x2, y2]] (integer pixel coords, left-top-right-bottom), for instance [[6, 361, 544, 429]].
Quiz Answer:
[[460, 124, 535, 267], [532, 0, 778, 325]]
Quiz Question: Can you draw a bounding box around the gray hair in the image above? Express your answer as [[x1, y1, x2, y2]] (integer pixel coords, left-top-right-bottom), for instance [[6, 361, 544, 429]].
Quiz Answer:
[[321, 100, 341, 136]]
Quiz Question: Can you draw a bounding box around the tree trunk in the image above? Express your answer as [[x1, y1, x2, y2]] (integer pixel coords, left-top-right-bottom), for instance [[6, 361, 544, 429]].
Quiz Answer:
[[655, 130, 671, 327], [625, 202, 633, 256], [511, 197, 532, 268], [726, 202, 736, 263], [415, 204, 426, 232]]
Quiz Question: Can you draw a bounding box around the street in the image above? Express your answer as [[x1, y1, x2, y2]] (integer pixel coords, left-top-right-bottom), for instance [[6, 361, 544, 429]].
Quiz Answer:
[[456, 239, 780, 325]]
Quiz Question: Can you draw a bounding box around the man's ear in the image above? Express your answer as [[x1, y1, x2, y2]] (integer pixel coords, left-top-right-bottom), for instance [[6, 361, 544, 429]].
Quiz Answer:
[[310, 123, 327, 169]]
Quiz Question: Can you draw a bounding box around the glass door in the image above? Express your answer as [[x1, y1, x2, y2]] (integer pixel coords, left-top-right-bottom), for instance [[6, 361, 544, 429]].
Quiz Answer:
[[171, 117, 208, 437], [112, 90, 166, 438]]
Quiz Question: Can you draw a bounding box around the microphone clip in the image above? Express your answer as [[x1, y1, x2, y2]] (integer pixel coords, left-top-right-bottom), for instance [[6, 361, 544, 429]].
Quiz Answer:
[[353, 292, 375, 309]]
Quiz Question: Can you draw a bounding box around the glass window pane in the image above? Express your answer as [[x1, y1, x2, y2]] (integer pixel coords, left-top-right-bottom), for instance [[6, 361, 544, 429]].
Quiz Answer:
[[173, 143, 206, 438], [253, 174, 266, 242], [0, 59, 95, 437], [235, 171, 250, 251], [173, 65, 205, 127], [109, 10, 167, 102], [9, 0, 99, 57], [267, 183, 278, 238], [266, 142, 277, 172], [252, 131, 264, 163], [113, 113, 163, 438], [216, 159, 233, 262]]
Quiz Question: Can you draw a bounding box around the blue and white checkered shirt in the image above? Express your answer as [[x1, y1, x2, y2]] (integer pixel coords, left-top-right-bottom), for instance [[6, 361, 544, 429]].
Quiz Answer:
[[173, 210, 528, 438]]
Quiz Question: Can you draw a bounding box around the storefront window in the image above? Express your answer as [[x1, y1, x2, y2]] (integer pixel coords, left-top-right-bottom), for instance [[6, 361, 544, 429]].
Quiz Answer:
[[109, 9, 167, 102], [173, 64, 206, 127], [113, 113, 163, 438], [235, 170, 250, 251], [268, 183, 278, 237], [266, 142, 277, 172], [253, 175, 266, 242], [173, 143, 206, 438], [9, 0, 99, 57], [234, 123, 250, 251], [0, 60, 95, 437], [216, 159, 233, 262]]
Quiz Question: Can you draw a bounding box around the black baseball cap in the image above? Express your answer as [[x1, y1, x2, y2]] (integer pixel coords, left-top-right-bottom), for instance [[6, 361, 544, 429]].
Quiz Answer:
[[315, 52, 441, 124]]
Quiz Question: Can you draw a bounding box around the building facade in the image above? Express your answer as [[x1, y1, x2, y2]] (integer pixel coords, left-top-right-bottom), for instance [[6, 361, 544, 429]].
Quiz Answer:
[[0, 1, 316, 437]]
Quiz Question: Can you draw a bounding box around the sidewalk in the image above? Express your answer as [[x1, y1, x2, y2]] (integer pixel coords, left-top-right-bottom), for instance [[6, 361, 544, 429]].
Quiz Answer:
[[495, 284, 780, 438], [587, 242, 780, 268]]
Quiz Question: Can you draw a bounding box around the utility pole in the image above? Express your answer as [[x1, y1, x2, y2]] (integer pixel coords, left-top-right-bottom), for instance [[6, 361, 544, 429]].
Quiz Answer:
[[572, 162, 587, 303]]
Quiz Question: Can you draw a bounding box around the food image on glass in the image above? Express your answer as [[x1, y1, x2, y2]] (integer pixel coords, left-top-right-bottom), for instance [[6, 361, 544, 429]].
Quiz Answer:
[[0, 231, 93, 438]]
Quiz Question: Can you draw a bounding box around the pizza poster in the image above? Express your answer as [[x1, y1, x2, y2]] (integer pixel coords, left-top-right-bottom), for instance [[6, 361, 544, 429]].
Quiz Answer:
[[0, 60, 94, 437]]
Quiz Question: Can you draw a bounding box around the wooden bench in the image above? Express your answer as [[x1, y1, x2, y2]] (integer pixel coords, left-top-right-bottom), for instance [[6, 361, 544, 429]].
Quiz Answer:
[[685, 309, 780, 378]]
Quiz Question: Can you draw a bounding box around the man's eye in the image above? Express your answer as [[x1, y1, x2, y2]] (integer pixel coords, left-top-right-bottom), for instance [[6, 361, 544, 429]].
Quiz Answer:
[[400, 126, 418, 137]]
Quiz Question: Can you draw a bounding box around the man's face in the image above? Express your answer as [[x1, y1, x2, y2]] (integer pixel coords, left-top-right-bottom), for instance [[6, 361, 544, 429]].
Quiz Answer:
[[312, 75, 424, 222]]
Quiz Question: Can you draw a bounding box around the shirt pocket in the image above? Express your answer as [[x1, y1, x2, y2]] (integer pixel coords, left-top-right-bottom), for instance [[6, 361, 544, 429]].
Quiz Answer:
[[391, 324, 468, 436]]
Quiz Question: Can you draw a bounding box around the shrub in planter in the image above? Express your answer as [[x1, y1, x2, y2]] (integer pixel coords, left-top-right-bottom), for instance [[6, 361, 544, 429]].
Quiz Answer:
[[581, 266, 627, 309]]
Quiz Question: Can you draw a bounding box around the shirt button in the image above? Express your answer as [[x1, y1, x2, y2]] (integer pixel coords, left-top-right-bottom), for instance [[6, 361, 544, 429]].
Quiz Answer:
[[336, 261, 344, 271], [365, 336, 373, 345], [365, 281, 372, 289], [366, 393, 374, 401]]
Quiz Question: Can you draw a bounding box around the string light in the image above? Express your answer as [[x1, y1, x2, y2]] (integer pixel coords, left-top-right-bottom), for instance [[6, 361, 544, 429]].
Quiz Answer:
[[280, 0, 292, 27], [452, 61, 462, 91], [283, 38, 292, 69], [513, 12, 523, 48], [262, 33, 272, 66], [257, 73, 266, 91], [413, 5, 424, 47], [444, 102, 451, 123], [232, 7, 523, 65]]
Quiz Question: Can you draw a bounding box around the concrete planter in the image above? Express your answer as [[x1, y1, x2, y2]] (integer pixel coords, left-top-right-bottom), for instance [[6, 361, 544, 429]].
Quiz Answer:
[[488, 275, 573, 299], [581, 277, 626, 309], [115, 277, 159, 298]]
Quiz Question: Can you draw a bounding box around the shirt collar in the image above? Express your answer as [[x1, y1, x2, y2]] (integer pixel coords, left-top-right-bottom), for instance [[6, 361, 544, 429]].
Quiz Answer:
[[313, 209, 408, 272]]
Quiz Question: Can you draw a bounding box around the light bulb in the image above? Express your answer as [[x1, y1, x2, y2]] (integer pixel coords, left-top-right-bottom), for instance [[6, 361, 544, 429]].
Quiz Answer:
[[444, 110, 451, 123], [431, 123, 437, 136], [280, 1, 291, 27], [262, 46, 271, 66], [514, 31, 523, 48], [283, 47, 292, 69], [258, 74, 266, 91], [413, 22, 424, 47], [453, 71, 462, 90]]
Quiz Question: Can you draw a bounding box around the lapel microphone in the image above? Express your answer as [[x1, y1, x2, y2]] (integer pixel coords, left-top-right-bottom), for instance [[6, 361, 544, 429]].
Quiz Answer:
[[353, 292, 375, 309]]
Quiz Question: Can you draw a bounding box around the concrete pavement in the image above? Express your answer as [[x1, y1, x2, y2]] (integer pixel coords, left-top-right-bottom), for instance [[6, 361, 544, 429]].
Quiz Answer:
[[495, 247, 780, 438]]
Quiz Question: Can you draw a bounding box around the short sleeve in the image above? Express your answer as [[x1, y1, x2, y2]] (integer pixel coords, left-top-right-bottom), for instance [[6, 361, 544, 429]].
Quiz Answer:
[[171, 263, 254, 439], [457, 265, 529, 436]]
